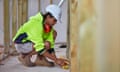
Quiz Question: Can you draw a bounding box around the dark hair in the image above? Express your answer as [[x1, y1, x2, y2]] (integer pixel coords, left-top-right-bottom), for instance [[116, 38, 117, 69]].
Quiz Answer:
[[42, 12, 54, 23]]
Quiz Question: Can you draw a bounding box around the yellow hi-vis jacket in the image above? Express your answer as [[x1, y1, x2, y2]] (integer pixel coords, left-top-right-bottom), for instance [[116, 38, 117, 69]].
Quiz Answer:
[[13, 13, 55, 52]]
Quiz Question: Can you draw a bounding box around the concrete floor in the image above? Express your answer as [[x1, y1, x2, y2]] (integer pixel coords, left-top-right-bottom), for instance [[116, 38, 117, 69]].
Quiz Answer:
[[0, 47, 70, 72]]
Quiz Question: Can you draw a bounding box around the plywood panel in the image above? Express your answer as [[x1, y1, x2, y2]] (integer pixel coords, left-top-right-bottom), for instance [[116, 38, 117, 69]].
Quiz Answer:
[[95, 0, 120, 72], [103, 0, 120, 72], [95, 0, 107, 71]]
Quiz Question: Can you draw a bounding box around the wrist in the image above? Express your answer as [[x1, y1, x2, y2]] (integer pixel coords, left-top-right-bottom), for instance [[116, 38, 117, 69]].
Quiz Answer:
[[54, 58, 57, 62]]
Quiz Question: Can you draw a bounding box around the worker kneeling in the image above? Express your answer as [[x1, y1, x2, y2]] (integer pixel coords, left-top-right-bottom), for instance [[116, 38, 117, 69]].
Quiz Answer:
[[13, 5, 68, 67]]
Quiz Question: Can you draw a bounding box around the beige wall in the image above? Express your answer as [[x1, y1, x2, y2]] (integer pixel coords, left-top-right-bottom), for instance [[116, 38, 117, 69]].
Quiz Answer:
[[96, 0, 120, 72]]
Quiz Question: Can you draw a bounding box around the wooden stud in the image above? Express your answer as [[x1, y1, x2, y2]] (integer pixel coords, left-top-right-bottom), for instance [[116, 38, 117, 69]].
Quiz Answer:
[[67, 0, 70, 59], [38, 0, 40, 12], [69, 0, 79, 72], [22, 0, 28, 24], [18, 0, 23, 28], [69, 0, 97, 72], [12, 0, 17, 51], [50, 0, 53, 4], [3, 0, 10, 54]]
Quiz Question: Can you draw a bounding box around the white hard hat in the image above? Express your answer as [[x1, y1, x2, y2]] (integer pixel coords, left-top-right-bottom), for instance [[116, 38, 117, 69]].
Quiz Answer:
[[45, 4, 61, 21]]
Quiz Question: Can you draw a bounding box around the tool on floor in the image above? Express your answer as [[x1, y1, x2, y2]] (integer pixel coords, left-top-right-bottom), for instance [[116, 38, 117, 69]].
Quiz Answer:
[[59, 56, 70, 70], [62, 60, 69, 70]]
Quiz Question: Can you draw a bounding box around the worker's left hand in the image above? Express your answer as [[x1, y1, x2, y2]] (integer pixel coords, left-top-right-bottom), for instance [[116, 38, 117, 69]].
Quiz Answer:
[[55, 59, 64, 66], [57, 58, 69, 67]]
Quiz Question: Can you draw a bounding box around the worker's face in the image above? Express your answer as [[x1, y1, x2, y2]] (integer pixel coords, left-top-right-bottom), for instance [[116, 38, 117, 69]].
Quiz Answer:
[[46, 15, 57, 26]]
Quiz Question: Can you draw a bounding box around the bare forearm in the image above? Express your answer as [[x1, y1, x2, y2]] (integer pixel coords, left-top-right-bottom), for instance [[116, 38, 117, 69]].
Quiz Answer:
[[42, 51, 57, 62], [51, 52, 57, 59]]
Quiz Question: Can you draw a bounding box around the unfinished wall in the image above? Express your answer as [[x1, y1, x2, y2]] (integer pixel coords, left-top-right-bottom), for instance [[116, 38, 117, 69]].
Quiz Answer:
[[0, 0, 68, 47], [0, 0, 68, 60]]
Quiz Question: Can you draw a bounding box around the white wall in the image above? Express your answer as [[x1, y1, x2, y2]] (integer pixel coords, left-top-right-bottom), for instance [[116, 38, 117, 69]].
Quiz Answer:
[[40, 0, 50, 13], [53, 0, 68, 43], [0, 0, 4, 45], [28, 0, 39, 18]]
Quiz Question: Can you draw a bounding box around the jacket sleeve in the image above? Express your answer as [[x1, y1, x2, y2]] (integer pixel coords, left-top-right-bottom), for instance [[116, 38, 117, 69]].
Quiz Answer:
[[45, 29, 55, 48]]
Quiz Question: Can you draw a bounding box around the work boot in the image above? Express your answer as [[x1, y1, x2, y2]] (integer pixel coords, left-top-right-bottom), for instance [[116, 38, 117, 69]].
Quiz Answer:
[[18, 54, 35, 67], [35, 55, 54, 67]]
